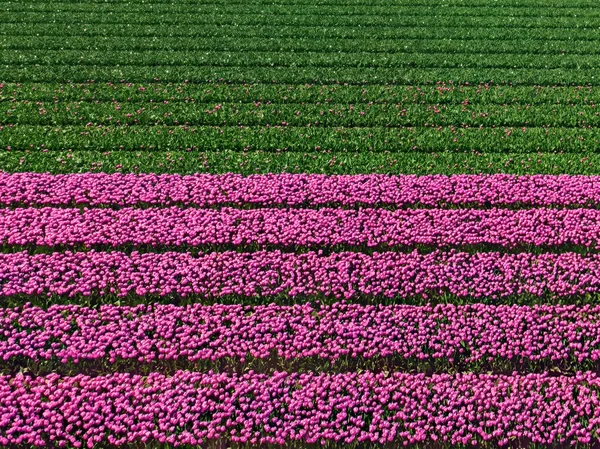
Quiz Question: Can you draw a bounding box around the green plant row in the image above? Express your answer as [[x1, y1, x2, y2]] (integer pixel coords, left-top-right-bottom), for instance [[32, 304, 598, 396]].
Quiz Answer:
[[6, 36, 600, 56], [4, 0, 599, 7], [2, 66, 599, 85], [6, 3, 600, 18], [6, 50, 600, 70], [2, 124, 599, 152], [3, 11, 599, 28], [4, 101, 599, 128], [1, 149, 598, 175], [3, 83, 597, 106], [3, 23, 600, 42]]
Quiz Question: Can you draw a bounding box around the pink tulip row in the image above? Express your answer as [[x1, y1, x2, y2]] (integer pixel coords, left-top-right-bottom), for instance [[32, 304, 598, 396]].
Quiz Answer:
[[3, 302, 600, 364], [1, 370, 599, 447], [6, 206, 600, 249], [3, 172, 600, 208], [2, 249, 600, 300]]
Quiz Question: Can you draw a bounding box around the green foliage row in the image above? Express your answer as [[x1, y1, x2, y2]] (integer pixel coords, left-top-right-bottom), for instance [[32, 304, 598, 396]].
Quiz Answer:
[[3, 11, 599, 27], [2, 66, 598, 85], [3, 82, 598, 105], [6, 36, 600, 55], [3, 124, 599, 152], [6, 3, 600, 18], [2, 149, 597, 175], [6, 50, 600, 70], [4, 23, 600, 41], [5, 0, 599, 6], [4, 101, 599, 128]]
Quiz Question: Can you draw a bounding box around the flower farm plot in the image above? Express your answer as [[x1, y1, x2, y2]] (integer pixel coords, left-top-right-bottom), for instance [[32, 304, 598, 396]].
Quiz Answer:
[[3, 0, 600, 448]]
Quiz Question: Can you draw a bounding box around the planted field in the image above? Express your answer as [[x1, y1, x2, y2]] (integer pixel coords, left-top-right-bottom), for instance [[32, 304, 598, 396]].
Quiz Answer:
[[3, 371, 600, 446], [3, 173, 600, 447], [2, 0, 600, 174], [2, 0, 600, 448], [5, 82, 600, 174]]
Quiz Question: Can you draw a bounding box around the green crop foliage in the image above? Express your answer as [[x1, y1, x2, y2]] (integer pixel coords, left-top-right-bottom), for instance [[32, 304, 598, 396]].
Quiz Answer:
[[1, 0, 599, 174], [2, 149, 599, 175]]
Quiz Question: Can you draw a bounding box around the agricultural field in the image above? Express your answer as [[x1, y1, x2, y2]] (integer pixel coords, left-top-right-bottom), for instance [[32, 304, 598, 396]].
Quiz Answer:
[[3, 0, 600, 174], [3, 0, 600, 448]]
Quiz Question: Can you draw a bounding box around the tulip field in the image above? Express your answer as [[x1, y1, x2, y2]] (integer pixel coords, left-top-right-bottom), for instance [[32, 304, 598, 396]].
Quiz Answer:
[[5, 0, 600, 448]]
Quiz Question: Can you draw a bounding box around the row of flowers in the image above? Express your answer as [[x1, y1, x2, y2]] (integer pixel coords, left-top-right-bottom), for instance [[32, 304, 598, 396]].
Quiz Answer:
[[0, 370, 598, 447], [6, 206, 600, 249], [3, 173, 600, 207], [2, 249, 600, 299], [2, 302, 600, 365]]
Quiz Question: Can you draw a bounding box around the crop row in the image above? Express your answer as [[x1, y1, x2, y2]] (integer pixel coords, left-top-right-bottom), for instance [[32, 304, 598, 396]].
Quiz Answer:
[[6, 3, 600, 18], [1, 370, 600, 447], [3, 66, 598, 85], [5, 0, 598, 7], [4, 249, 600, 302], [4, 149, 600, 176], [4, 124, 600, 153], [7, 206, 600, 251], [4, 12, 599, 28], [5, 23, 600, 42], [5, 101, 600, 128], [4, 302, 600, 369], [2, 82, 598, 106], [7, 36, 600, 56], [5, 173, 600, 208], [6, 50, 600, 70], [11, 150, 600, 177]]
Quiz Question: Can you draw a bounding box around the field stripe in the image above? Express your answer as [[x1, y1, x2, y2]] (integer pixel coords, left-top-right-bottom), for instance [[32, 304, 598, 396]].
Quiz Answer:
[[2, 124, 598, 154], [5, 206, 600, 251], [0, 370, 599, 447], [1, 66, 597, 85], [1, 302, 599, 374], [4, 26, 600, 41], [3, 249, 600, 303], [1, 83, 597, 106], [3, 173, 600, 208]]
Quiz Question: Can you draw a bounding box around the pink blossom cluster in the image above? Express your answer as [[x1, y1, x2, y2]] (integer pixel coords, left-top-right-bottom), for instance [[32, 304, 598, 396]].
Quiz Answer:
[[6, 206, 600, 249], [1, 370, 599, 447], [3, 302, 600, 364], [2, 249, 600, 299], [3, 172, 600, 207]]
